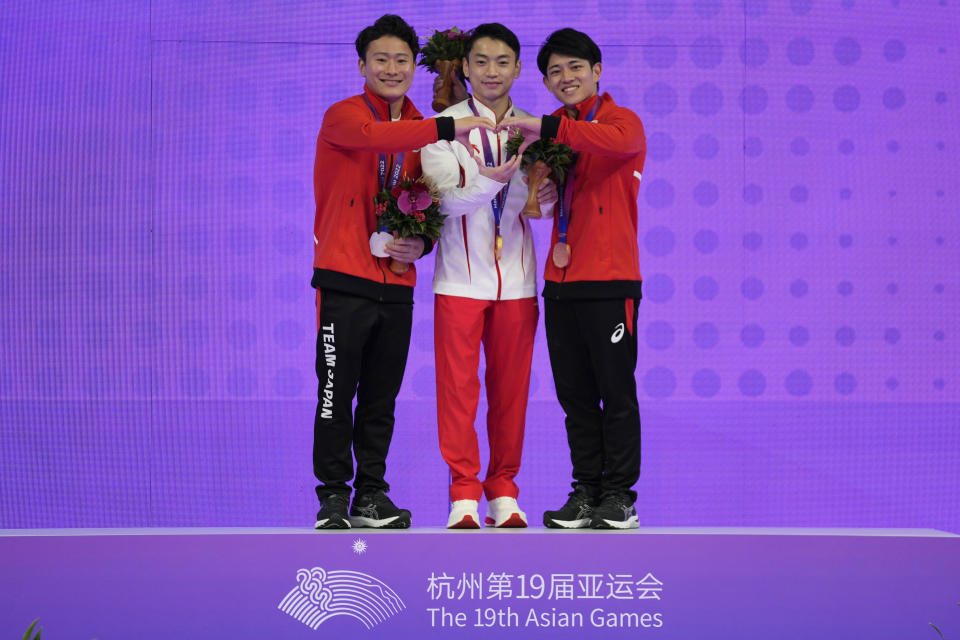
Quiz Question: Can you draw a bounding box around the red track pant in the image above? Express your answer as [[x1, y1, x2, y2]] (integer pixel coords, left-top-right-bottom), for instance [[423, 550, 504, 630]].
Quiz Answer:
[[434, 294, 539, 502]]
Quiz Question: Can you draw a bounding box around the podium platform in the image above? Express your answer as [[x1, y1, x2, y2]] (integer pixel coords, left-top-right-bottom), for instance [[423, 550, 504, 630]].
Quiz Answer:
[[2, 527, 958, 639]]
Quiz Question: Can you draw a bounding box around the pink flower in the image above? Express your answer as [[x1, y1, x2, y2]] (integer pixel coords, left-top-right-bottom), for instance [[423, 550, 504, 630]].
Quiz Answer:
[[397, 188, 432, 214], [442, 28, 470, 40]]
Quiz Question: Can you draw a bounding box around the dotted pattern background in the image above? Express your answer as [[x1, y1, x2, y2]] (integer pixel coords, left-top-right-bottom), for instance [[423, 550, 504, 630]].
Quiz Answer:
[[0, 1, 957, 529]]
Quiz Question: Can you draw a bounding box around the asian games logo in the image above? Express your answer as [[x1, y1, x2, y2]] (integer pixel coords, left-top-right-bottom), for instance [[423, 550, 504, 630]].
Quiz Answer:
[[278, 566, 405, 630]]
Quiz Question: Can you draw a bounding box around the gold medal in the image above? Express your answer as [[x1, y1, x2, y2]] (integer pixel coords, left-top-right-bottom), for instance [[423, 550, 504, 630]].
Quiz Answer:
[[552, 242, 571, 268], [495, 235, 503, 261]]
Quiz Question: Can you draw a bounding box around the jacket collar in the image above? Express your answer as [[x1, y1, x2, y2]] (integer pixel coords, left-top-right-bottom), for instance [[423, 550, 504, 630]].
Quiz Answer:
[[467, 95, 514, 122], [362, 85, 410, 121], [561, 92, 605, 120]]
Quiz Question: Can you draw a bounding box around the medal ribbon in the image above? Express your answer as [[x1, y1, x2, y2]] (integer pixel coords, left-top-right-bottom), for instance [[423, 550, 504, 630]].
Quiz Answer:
[[363, 94, 406, 231], [468, 98, 512, 258], [556, 100, 599, 245]]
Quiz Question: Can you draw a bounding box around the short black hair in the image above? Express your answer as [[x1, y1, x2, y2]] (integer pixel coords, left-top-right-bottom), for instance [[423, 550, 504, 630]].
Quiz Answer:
[[536, 28, 602, 76], [466, 23, 520, 60], [355, 14, 419, 61]]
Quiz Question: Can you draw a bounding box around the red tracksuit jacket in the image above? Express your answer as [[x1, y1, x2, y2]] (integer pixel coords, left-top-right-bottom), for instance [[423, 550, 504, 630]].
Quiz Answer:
[[312, 86, 453, 303], [539, 92, 647, 300]]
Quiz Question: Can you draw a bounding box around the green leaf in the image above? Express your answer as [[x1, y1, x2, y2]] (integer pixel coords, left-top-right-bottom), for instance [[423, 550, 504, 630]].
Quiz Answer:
[[418, 28, 472, 71], [503, 130, 524, 158], [523, 139, 573, 183], [22, 619, 38, 640], [504, 132, 574, 183]]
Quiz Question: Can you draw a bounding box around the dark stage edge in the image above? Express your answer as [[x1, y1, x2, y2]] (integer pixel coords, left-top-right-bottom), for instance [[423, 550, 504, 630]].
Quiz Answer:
[[2, 527, 958, 639]]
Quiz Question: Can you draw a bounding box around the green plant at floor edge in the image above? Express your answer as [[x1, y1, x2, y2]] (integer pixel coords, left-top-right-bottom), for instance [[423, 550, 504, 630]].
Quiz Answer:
[[22, 619, 40, 640], [23, 619, 98, 640]]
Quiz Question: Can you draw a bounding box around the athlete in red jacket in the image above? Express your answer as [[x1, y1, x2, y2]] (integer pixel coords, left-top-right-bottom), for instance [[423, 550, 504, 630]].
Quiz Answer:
[[312, 15, 493, 530], [501, 28, 647, 529]]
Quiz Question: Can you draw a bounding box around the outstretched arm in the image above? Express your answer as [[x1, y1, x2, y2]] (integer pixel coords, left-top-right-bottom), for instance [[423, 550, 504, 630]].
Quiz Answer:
[[421, 137, 520, 219], [499, 111, 645, 159], [545, 110, 645, 158], [321, 101, 496, 154]]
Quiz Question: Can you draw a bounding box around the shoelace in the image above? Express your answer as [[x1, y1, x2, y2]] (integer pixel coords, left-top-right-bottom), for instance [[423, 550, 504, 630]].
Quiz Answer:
[[566, 494, 593, 510]]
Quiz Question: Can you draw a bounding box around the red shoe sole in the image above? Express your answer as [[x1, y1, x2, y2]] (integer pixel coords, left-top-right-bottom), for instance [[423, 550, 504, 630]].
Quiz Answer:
[[486, 514, 528, 528], [448, 515, 480, 529]]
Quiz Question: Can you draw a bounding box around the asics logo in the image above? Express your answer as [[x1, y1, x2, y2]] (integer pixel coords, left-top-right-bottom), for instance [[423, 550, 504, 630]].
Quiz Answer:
[[610, 323, 625, 344]]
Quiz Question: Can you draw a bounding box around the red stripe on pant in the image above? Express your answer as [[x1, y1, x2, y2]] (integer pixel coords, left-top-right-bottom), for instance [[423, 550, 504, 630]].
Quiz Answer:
[[434, 294, 539, 502]]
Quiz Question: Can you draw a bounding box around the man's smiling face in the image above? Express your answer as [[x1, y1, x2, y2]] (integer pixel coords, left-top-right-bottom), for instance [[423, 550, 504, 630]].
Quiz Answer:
[[543, 53, 601, 107], [463, 36, 520, 108], [359, 35, 415, 105]]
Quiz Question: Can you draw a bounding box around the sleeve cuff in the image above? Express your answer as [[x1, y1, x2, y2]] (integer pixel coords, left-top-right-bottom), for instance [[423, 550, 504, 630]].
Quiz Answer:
[[419, 235, 435, 257], [541, 115, 561, 140], [436, 117, 455, 141], [474, 172, 508, 197]]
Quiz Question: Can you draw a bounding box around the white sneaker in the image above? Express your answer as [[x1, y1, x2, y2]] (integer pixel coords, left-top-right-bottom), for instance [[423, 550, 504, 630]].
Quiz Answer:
[[447, 500, 480, 529], [485, 496, 528, 528]]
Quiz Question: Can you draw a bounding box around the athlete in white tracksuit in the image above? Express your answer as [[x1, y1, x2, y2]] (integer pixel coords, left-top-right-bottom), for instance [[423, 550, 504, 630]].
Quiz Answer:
[[421, 23, 555, 529]]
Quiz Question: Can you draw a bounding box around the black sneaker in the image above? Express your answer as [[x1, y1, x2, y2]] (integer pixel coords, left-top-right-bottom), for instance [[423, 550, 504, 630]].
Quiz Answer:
[[543, 485, 600, 529], [350, 490, 411, 529], [315, 494, 351, 529], [591, 492, 639, 529]]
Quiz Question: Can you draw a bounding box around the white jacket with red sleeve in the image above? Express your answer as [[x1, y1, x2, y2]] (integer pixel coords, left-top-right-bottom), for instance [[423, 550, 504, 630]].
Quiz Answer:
[[420, 98, 554, 301]]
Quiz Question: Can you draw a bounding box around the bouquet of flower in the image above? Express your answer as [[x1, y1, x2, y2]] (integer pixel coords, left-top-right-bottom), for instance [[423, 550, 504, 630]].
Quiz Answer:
[[371, 177, 446, 274], [419, 27, 472, 112], [504, 132, 574, 218]]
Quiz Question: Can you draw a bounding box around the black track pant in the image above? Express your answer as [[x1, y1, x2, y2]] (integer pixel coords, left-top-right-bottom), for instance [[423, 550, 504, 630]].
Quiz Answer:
[[313, 288, 413, 500], [544, 297, 641, 502]]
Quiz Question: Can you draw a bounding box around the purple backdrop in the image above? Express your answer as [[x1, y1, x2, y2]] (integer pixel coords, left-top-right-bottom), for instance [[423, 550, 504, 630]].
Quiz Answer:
[[0, 1, 957, 530]]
